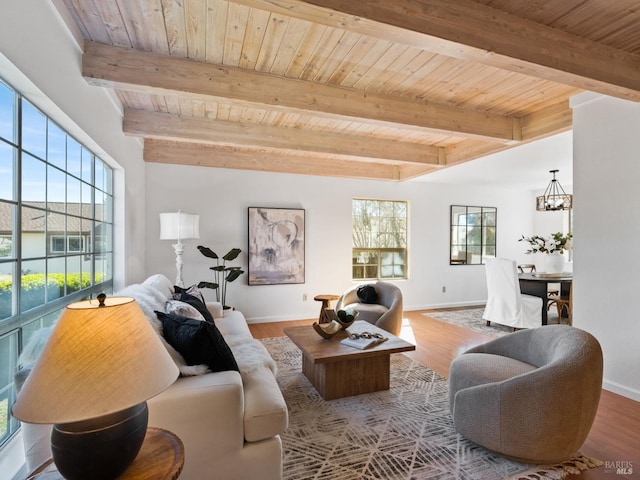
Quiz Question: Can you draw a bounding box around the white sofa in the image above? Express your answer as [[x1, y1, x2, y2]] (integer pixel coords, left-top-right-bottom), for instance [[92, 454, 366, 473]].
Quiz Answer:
[[17, 274, 288, 480], [120, 274, 288, 480]]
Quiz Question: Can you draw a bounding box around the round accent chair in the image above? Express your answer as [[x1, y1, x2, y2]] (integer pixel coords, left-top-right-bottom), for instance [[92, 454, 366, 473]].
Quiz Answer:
[[448, 325, 603, 464], [335, 281, 403, 335]]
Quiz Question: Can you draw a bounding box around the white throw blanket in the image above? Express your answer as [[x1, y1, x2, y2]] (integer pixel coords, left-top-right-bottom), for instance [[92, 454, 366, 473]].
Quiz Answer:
[[226, 334, 278, 377]]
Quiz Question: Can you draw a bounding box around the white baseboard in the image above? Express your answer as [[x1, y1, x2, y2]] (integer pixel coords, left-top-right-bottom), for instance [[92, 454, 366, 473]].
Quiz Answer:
[[405, 302, 486, 311], [603, 379, 640, 402], [245, 302, 486, 324]]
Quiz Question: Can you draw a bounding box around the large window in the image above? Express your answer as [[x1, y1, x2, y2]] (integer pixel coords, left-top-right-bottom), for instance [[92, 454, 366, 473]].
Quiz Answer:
[[450, 205, 496, 265], [352, 199, 407, 280], [0, 78, 113, 448]]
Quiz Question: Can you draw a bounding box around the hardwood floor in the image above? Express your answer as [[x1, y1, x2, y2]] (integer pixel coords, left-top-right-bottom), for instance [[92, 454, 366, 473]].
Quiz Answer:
[[249, 308, 640, 480]]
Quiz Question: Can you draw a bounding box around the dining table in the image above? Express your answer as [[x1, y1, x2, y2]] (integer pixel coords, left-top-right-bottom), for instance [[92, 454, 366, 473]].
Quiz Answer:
[[518, 272, 572, 325]]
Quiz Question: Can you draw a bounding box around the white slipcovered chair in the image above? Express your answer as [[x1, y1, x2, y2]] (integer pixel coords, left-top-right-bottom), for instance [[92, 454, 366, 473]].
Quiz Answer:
[[482, 257, 542, 329]]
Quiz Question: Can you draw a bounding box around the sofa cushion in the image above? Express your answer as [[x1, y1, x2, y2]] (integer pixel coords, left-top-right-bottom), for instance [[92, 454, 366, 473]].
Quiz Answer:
[[242, 369, 289, 442], [344, 302, 388, 325], [142, 274, 174, 300], [449, 352, 537, 410], [206, 301, 224, 319], [157, 311, 239, 373], [178, 292, 214, 323], [165, 299, 205, 321], [215, 310, 253, 338]]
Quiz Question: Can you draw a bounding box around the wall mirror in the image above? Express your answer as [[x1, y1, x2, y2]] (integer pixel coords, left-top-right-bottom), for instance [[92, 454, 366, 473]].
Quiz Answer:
[[450, 205, 496, 265]]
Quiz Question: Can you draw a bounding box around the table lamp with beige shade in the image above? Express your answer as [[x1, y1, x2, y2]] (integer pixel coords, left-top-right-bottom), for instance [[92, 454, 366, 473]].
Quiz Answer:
[[12, 295, 179, 480]]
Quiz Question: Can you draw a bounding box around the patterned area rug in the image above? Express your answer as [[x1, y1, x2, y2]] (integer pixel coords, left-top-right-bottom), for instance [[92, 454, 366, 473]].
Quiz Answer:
[[424, 307, 513, 337], [261, 336, 602, 480]]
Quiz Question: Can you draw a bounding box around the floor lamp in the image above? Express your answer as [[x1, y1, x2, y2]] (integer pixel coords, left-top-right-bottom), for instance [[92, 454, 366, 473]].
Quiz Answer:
[[160, 210, 200, 287]]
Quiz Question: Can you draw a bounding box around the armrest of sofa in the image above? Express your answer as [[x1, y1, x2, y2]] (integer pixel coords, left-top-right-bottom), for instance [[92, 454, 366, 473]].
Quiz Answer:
[[206, 301, 224, 319], [147, 370, 245, 456]]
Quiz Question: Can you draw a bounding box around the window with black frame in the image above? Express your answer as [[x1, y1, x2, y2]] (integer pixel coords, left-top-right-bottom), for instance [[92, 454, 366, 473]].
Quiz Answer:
[[0, 77, 114, 449], [450, 205, 496, 265]]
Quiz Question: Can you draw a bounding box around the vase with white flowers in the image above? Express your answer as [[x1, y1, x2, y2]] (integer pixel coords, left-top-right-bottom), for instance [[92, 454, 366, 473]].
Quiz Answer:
[[519, 232, 572, 274]]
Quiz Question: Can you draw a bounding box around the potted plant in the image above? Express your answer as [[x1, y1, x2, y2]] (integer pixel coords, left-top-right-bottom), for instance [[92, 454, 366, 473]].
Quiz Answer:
[[519, 232, 572, 255], [519, 232, 572, 273], [197, 245, 245, 310]]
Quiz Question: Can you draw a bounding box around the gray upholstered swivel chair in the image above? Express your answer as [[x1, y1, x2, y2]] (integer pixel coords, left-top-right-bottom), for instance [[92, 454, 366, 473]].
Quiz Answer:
[[335, 282, 403, 335], [448, 325, 603, 464]]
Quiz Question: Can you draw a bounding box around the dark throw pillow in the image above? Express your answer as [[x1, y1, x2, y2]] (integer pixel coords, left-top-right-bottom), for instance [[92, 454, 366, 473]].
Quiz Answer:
[[156, 311, 239, 373], [178, 292, 214, 323], [174, 284, 205, 303], [357, 284, 378, 304]]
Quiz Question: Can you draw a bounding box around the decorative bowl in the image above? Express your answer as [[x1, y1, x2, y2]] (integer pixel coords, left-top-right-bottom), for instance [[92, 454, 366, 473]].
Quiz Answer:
[[312, 320, 341, 339], [336, 309, 359, 330]]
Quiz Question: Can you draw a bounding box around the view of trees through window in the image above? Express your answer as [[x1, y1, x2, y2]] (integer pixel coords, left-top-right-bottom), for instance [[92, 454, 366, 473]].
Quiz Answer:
[[0, 77, 114, 448], [352, 199, 407, 280]]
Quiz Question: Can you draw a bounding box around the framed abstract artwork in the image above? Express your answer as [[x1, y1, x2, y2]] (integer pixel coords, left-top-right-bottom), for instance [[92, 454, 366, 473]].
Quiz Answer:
[[248, 207, 305, 285]]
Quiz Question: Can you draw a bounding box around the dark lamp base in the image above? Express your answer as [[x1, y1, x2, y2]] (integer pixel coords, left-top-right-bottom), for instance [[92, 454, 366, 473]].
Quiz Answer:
[[51, 402, 148, 480]]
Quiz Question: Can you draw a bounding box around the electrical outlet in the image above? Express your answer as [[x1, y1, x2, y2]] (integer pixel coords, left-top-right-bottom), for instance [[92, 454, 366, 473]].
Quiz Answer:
[[442, 286, 446, 293], [303, 293, 308, 301]]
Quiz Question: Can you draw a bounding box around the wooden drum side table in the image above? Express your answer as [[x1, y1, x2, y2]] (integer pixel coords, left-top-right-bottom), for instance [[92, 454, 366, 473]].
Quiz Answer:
[[27, 427, 184, 480], [314, 294, 340, 323]]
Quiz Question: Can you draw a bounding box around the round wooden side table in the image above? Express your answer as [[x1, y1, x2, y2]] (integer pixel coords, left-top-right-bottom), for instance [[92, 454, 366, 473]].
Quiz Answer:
[[314, 294, 340, 323], [27, 427, 184, 480]]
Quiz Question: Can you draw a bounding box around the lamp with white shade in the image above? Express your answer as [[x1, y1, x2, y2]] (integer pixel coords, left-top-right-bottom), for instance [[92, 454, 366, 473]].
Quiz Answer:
[[11, 295, 179, 480], [160, 210, 200, 287]]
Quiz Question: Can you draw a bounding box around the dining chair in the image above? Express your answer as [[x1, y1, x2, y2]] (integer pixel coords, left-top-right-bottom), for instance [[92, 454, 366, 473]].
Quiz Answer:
[[517, 263, 536, 273], [519, 263, 560, 298], [483, 258, 543, 329], [548, 283, 572, 325]]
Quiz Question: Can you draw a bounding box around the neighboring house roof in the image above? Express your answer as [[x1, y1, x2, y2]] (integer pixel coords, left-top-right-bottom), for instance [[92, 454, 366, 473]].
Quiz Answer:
[[0, 202, 104, 235]]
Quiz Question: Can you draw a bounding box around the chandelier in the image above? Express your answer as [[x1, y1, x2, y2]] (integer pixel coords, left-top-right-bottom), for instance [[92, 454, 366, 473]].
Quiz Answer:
[[536, 170, 573, 211]]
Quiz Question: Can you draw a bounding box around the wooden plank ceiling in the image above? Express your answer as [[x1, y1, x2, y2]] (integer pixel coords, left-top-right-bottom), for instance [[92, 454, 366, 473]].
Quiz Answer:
[[56, 0, 640, 181]]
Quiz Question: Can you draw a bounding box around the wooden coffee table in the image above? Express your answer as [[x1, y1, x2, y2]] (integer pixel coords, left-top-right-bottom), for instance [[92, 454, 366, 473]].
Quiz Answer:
[[284, 321, 415, 400]]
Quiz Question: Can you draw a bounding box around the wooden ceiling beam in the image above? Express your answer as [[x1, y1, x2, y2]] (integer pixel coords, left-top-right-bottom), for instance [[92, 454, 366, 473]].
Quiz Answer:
[[143, 139, 420, 181], [232, 0, 640, 101], [124, 109, 441, 165], [443, 101, 572, 166], [83, 40, 519, 142], [444, 140, 510, 166], [521, 101, 573, 141]]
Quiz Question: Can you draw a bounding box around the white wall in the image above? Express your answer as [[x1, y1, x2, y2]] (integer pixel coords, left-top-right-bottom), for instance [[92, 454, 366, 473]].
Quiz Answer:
[[0, 0, 146, 288], [145, 163, 532, 322], [572, 92, 640, 401]]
